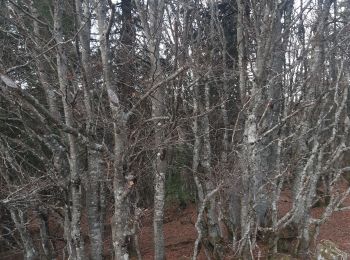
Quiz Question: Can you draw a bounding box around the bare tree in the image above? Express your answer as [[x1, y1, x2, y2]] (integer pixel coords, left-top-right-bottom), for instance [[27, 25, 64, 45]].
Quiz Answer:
[[1, 1, 350, 259], [134, 1, 167, 259]]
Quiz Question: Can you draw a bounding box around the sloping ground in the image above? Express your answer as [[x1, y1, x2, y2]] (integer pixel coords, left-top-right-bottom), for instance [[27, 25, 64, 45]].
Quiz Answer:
[[1, 184, 350, 259], [314, 187, 350, 253], [139, 184, 350, 259], [138, 205, 207, 259], [277, 179, 350, 255], [317, 209, 350, 253]]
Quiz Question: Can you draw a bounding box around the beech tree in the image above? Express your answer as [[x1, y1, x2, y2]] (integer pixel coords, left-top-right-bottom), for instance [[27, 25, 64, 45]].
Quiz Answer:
[[1, 0, 350, 259]]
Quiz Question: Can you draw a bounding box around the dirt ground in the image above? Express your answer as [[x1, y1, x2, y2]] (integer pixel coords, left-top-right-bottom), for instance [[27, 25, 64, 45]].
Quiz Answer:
[[138, 182, 350, 259], [1, 184, 350, 260], [138, 205, 205, 260]]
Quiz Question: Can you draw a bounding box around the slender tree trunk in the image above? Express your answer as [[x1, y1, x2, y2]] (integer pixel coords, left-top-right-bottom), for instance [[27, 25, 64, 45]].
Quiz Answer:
[[150, 40, 167, 260], [220, 43, 230, 165], [37, 207, 55, 260], [63, 203, 75, 259], [54, 1, 85, 259], [237, 0, 247, 101], [237, 2, 283, 255], [75, 0, 104, 259], [96, 1, 130, 258], [10, 209, 37, 260], [192, 83, 204, 204], [112, 118, 130, 260], [292, 1, 333, 255], [236, 1, 255, 256], [31, 3, 60, 121], [86, 151, 104, 260], [202, 82, 221, 258], [134, 0, 167, 258]]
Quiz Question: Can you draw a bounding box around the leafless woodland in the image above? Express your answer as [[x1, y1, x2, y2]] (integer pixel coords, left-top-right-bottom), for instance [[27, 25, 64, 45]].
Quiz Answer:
[[1, 0, 350, 259]]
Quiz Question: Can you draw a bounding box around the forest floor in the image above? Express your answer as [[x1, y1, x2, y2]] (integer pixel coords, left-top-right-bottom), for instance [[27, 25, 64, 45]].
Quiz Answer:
[[1, 180, 350, 260], [136, 202, 350, 259], [137, 179, 350, 259]]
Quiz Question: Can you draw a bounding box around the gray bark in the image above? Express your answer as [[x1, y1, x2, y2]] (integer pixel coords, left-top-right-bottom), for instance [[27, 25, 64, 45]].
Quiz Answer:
[[256, 1, 293, 227], [54, 1, 85, 259], [236, 2, 289, 255], [151, 36, 167, 260], [192, 83, 204, 204], [86, 150, 104, 260], [10, 209, 37, 260], [193, 186, 221, 260], [38, 207, 55, 259], [135, 0, 166, 258], [32, 10, 60, 121], [237, 0, 247, 101], [252, 1, 277, 226], [95, 1, 130, 259], [202, 82, 221, 256], [63, 205, 75, 259], [75, 0, 104, 259], [236, 1, 257, 255], [292, 1, 333, 255]]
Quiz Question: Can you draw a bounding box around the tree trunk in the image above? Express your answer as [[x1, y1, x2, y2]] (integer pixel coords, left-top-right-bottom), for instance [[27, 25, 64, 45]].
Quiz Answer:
[[201, 82, 222, 258], [86, 151, 104, 260], [38, 207, 55, 259], [292, 1, 333, 255], [134, 0, 167, 258], [54, 1, 85, 259], [95, 1, 130, 258], [151, 41, 167, 260], [10, 209, 37, 260], [75, 0, 104, 259]]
